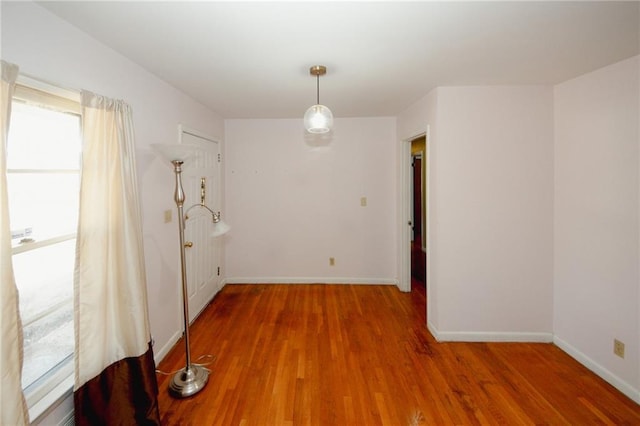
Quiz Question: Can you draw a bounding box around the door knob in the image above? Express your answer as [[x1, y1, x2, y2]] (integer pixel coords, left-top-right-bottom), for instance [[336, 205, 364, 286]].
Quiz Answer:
[[184, 241, 193, 248]]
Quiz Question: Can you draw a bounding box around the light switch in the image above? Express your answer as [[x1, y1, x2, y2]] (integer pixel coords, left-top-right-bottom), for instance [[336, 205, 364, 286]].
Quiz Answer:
[[360, 197, 367, 207], [164, 209, 172, 223]]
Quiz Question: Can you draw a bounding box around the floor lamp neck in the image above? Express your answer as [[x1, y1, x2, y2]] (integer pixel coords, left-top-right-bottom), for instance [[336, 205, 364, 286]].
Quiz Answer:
[[172, 161, 192, 372], [172, 160, 186, 209]]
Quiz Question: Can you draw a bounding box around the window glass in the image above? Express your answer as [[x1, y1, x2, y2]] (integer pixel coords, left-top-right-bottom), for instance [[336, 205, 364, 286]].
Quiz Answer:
[[7, 93, 80, 398], [13, 239, 75, 389], [7, 173, 79, 245], [8, 102, 80, 170]]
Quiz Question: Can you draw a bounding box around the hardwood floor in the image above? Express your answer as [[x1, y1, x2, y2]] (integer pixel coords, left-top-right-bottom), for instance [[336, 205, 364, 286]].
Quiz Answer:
[[156, 283, 640, 425]]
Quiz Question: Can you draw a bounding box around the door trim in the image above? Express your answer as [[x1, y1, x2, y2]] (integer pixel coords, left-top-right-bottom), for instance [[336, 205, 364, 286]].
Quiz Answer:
[[399, 127, 431, 325], [178, 124, 217, 144], [177, 124, 223, 324]]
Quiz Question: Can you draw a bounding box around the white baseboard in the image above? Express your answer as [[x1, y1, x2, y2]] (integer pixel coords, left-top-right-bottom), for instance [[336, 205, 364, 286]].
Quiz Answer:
[[427, 323, 639, 403], [427, 320, 439, 340], [554, 335, 640, 404], [428, 323, 553, 343], [153, 280, 231, 366], [226, 277, 398, 285], [154, 330, 182, 365]]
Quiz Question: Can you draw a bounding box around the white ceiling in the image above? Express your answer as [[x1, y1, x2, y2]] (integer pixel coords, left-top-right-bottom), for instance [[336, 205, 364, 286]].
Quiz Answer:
[[38, 1, 639, 119]]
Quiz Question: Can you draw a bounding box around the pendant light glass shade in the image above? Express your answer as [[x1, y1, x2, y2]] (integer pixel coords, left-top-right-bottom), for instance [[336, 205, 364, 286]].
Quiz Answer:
[[304, 104, 333, 134], [304, 65, 333, 134]]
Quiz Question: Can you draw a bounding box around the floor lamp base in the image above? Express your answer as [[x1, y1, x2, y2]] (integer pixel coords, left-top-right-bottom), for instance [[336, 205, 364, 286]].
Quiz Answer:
[[169, 364, 209, 398]]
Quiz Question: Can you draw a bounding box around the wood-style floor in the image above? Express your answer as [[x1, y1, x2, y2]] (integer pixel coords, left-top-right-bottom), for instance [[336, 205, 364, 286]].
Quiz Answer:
[[156, 282, 640, 425]]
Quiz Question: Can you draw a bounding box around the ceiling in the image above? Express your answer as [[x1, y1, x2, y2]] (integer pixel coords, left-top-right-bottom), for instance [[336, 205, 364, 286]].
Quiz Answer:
[[38, 1, 639, 119]]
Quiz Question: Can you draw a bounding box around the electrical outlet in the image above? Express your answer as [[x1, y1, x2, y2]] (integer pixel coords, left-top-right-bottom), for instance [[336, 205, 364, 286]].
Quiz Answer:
[[164, 209, 172, 223], [614, 339, 625, 358], [360, 197, 367, 207], [329, 257, 335, 266]]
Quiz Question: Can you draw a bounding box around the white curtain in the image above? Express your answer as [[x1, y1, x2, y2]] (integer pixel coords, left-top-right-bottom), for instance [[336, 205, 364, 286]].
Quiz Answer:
[[74, 91, 152, 388], [1, 61, 29, 424]]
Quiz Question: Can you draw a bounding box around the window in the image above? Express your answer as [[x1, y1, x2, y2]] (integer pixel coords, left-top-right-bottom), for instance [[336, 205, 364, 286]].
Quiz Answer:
[[7, 80, 81, 411]]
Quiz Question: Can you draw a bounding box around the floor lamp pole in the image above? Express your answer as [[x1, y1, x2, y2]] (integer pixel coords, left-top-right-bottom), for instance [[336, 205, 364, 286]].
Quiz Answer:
[[168, 159, 209, 398]]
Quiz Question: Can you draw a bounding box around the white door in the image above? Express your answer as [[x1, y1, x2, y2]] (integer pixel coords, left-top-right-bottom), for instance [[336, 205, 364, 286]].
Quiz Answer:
[[180, 127, 222, 322]]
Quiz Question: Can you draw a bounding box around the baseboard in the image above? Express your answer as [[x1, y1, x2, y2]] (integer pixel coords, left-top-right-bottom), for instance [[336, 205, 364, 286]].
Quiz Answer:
[[153, 279, 235, 366], [427, 320, 439, 340], [554, 335, 640, 404], [226, 277, 398, 285], [154, 330, 182, 365], [427, 324, 639, 403], [428, 324, 553, 343]]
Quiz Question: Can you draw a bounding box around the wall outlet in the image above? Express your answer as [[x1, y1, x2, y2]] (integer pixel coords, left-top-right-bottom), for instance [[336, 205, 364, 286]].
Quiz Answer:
[[164, 209, 172, 223], [614, 339, 625, 358], [329, 257, 335, 266], [360, 196, 367, 207]]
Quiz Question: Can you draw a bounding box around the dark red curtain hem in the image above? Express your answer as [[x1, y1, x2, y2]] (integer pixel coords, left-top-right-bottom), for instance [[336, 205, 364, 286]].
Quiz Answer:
[[74, 342, 160, 426]]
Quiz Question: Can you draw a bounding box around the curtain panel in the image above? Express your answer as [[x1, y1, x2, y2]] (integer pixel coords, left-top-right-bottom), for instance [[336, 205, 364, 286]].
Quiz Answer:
[[74, 91, 159, 425], [0, 60, 29, 425]]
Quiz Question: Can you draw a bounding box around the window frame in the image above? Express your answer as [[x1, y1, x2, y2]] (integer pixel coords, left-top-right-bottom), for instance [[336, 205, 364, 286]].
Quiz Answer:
[[8, 75, 81, 421]]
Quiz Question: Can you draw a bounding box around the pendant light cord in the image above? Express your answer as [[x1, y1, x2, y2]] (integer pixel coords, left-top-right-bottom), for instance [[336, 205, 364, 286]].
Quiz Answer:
[[316, 74, 320, 105]]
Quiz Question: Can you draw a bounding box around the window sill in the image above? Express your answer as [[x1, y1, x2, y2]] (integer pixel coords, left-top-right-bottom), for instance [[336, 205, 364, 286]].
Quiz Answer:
[[29, 374, 73, 424]]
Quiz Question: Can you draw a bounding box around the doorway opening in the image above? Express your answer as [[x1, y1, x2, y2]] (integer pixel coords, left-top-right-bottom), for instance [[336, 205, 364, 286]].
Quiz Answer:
[[410, 136, 426, 288], [400, 129, 430, 324]]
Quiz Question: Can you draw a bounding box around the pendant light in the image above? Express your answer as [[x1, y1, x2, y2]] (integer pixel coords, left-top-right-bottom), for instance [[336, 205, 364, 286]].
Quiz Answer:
[[303, 65, 333, 134]]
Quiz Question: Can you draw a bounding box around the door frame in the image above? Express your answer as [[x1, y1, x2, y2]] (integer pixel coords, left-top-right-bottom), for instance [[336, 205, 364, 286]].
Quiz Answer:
[[178, 124, 223, 211], [399, 127, 431, 321], [177, 124, 223, 323]]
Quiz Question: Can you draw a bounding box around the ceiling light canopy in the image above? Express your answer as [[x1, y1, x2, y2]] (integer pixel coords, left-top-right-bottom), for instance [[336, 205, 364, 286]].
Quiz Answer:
[[303, 65, 333, 134]]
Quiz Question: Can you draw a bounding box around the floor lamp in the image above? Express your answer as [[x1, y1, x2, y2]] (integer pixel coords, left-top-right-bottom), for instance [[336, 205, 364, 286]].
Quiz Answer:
[[152, 143, 230, 398]]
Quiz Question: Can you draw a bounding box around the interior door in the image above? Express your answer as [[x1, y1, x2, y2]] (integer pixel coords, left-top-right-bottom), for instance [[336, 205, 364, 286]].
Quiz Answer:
[[411, 152, 426, 284], [181, 127, 222, 322], [412, 156, 422, 241]]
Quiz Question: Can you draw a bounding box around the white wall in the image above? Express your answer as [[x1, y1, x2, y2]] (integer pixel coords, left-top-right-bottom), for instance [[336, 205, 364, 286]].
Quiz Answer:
[[554, 56, 639, 400], [436, 86, 554, 338], [397, 91, 436, 143], [400, 86, 555, 340], [2, 4, 225, 421], [224, 118, 397, 284]]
